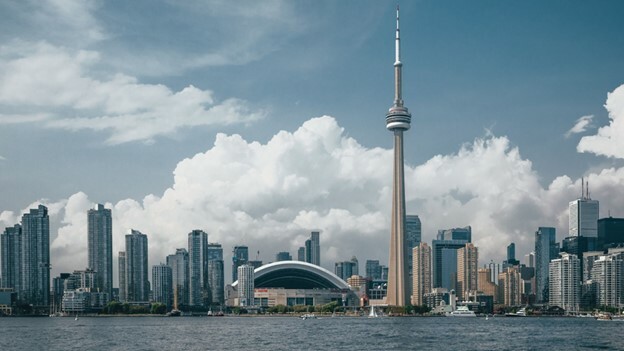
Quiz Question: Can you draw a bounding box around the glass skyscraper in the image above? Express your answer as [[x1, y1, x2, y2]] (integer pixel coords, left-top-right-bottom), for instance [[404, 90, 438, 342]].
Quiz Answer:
[[21, 205, 50, 307], [125, 229, 149, 302], [152, 264, 173, 308], [232, 245, 249, 283], [535, 227, 559, 303], [1, 224, 21, 292], [188, 230, 208, 307], [87, 204, 113, 299], [207, 242, 224, 306], [166, 248, 189, 308]]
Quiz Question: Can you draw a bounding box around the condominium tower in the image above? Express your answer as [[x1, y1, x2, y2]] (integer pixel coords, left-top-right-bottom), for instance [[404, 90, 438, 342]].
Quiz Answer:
[[87, 204, 113, 298]]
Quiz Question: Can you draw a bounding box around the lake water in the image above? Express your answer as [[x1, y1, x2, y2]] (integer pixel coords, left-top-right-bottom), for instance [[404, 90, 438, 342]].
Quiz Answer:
[[0, 316, 622, 350]]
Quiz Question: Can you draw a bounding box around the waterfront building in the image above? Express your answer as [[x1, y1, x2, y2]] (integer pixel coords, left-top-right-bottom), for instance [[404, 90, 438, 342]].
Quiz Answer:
[[188, 230, 208, 307], [569, 183, 599, 238], [1, 224, 21, 292], [52, 273, 70, 311], [590, 253, 624, 308], [549, 253, 580, 312], [208, 259, 224, 305], [347, 275, 368, 297], [597, 217, 624, 251], [423, 288, 450, 310], [432, 230, 470, 290], [87, 204, 113, 299], [583, 251, 604, 282], [125, 230, 149, 303], [297, 247, 305, 261], [152, 264, 173, 308], [232, 245, 249, 283], [118, 251, 126, 302], [477, 268, 497, 303], [166, 248, 189, 308], [365, 260, 382, 280], [535, 227, 559, 303], [237, 264, 255, 307], [20, 205, 50, 307], [457, 243, 478, 300], [411, 242, 431, 306], [61, 269, 108, 312], [498, 266, 522, 307], [275, 251, 292, 261]]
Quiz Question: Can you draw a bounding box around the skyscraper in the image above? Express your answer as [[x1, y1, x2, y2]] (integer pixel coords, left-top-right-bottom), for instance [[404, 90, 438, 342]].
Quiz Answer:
[[549, 253, 580, 312], [406, 215, 421, 297], [386, 5, 411, 308], [432, 227, 471, 290], [498, 266, 522, 306], [21, 205, 50, 307], [535, 227, 559, 303], [232, 245, 249, 283], [365, 260, 382, 280], [1, 224, 21, 292], [87, 204, 113, 298], [125, 229, 149, 302], [569, 182, 599, 237], [152, 264, 172, 308], [457, 243, 478, 300], [237, 264, 255, 307], [411, 242, 431, 306], [188, 230, 208, 307], [297, 247, 305, 261], [118, 251, 126, 302], [276, 251, 292, 261], [166, 248, 189, 308], [591, 253, 624, 308], [207, 242, 224, 306], [597, 217, 624, 250], [305, 231, 321, 266]]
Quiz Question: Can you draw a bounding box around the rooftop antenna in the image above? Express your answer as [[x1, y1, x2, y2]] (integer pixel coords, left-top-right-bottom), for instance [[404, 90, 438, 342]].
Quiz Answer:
[[586, 179, 590, 200], [581, 177, 584, 199]]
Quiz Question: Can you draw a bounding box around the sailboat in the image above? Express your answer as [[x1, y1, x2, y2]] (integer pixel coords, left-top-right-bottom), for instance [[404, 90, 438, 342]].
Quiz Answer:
[[368, 305, 379, 318]]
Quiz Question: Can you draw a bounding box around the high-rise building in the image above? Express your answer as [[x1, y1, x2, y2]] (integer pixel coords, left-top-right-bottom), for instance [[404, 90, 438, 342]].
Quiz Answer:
[[432, 228, 471, 290], [597, 217, 624, 251], [334, 260, 356, 281], [237, 264, 255, 306], [152, 264, 172, 308], [207, 260, 224, 306], [591, 253, 624, 308], [188, 230, 208, 307], [498, 266, 522, 307], [276, 252, 292, 262], [583, 251, 604, 282], [569, 183, 599, 238], [457, 243, 478, 300], [297, 247, 305, 261], [207, 242, 224, 306], [411, 242, 431, 306], [365, 260, 382, 280], [507, 243, 516, 262], [535, 227, 559, 303], [406, 215, 421, 298], [21, 205, 50, 307], [1, 224, 21, 292], [232, 245, 249, 283], [166, 248, 189, 308], [385, 5, 411, 308], [124, 230, 149, 302], [549, 253, 580, 312], [118, 252, 126, 302], [350, 256, 359, 276], [304, 231, 321, 266], [87, 204, 113, 298], [477, 268, 497, 302]]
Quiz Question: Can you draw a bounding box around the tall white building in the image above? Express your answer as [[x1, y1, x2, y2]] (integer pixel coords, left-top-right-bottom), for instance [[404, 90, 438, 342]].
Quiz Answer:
[[152, 264, 172, 308], [411, 242, 431, 306], [237, 264, 255, 307], [591, 254, 624, 308], [569, 182, 599, 237], [549, 253, 580, 312]]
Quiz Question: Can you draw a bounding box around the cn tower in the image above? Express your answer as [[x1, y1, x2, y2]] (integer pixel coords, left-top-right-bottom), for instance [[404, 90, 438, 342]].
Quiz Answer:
[[385, 5, 411, 307]]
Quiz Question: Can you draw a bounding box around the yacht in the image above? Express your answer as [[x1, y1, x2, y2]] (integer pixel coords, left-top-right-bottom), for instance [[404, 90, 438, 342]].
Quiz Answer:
[[505, 307, 527, 317], [301, 313, 316, 320], [368, 306, 379, 318], [447, 306, 476, 317]]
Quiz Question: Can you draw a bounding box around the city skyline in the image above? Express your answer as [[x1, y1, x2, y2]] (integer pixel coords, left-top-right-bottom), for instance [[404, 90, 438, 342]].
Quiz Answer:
[[1, 1, 624, 279]]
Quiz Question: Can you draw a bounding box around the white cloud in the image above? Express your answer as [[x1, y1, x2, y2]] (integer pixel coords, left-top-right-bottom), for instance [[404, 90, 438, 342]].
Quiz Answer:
[[565, 115, 593, 138], [0, 42, 264, 144], [577, 84, 624, 158], [4, 116, 622, 282]]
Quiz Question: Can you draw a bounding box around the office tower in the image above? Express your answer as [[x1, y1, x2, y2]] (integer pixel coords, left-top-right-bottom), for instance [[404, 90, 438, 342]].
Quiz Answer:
[[487, 260, 501, 284], [21, 205, 50, 307], [498, 266, 522, 306], [232, 245, 249, 282], [477, 268, 497, 302], [569, 182, 599, 237], [385, 5, 412, 308], [411, 243, 431, 306], [237, 264, 255, 306], [432, 227, 471, 290], [525, 252, 535, 268], [535, 227, 559, 303], [549, 253, 580, 312], [152, 264, 172, 308], [208, 259, 224, 305], [305, 231, 321, 266], [118, 252, 126, 302], [166, 248, 189, 308], [1, 224, 21, 292], [583, 251, 604, 282], [297, 247, 305, 261], [350, 256, 359, 276], [457, 243, 478, 300], [247, 260, 263, 269], [597, 217, 624, 251], [507, 243, 515, 262], [405, 215, 421, 299], [207, 243, 223, 261], [591, 254, 624, 308], [381, 266, 389, 281], [188, 230, 208, 307], [365, 260, 382, 280], [334, 261, 356, 281], [276, 251, 292, 262], [125, 229, 149, 302], [87, 204, 113, 298]]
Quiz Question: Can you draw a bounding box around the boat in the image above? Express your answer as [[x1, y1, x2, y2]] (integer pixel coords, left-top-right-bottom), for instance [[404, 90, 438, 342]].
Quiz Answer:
[[447, 306, 476, 317], [74, 314, 79, 321], [301, 313, 316, 320], [505, 307, 527, 317], [368, 306, 379, 318], [166, 309, 181, 317], [596, 313, 612, 321]]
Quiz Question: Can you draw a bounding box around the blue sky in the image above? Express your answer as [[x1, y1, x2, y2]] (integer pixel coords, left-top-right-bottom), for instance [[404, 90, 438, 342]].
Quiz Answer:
[[1, 1, 624, 278]]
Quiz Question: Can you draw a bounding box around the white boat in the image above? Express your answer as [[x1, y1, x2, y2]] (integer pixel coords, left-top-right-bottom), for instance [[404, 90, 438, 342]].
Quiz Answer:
[[301, 313, 316, 320], [505, 307, 527, 317], [447, 306, 476, 317], [368, 306, 379, 318]]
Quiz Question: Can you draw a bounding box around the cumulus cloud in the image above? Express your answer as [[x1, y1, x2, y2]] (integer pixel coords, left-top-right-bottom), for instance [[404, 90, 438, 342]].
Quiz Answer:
[[565, 115, 593, 138], [3, 116, 623, 282], [577, 84, 624, 158], [0, 42, 264, 144]]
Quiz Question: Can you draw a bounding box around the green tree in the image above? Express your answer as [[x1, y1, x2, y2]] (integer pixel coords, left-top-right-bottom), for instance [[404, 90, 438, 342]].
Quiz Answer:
[[150, 303, 167, 314]]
